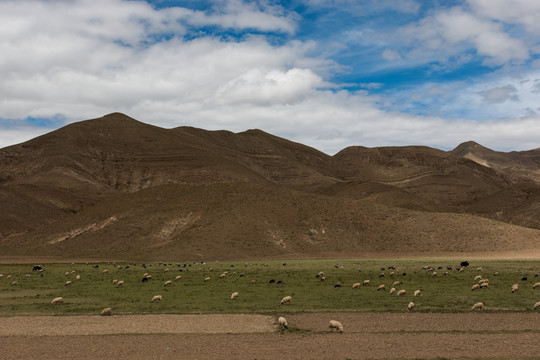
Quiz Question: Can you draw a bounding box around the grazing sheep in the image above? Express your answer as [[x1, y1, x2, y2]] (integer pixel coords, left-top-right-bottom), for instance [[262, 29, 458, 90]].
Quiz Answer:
[[363, 280, 370, 286], [174, 275, 182, 281], [278, 316, 288, 329], [10, 281, 17, 286], [533, 282, 540, 289], [76, 275, 81, 280], [0, 274, 3, 279], [414, 289, 421, 297], [100, 307, 112, 316], [392, 281, 401, 287], [328, 320, 343, 333], [459, 267, 465, 273], [65, 271, 70, 277], [251, 279, 256, 285], [471, 284, 480, 291], [511, 284, 519, 293], [407, 302, 415, 311], [389, 287, 396, 294], [230, 292, 239, 300], [534, 301, 540, 310], [64, 281, 72, 286], [151, 295, 162, 302], [334, 282, 342, 288], [476, 267, 482, 272], [116, 280, 125, 287], [204, 277, 211, 282], [280, 296, 292, 305], [51, 297, 63, 304], [377, 284, 386, 291], [102, 269, 108, 274], [432, 272, 438, 277], [320, 276, 327, 281], [352, 282, 361, 289], [474, 275, 482, 281], [112, 279, 118, 285], [494, 272, 500, 276], [164, 280, 172, 286], [480, 282, 489, 289], [397, 289, 406, 296], [471, 302, 484, 310]]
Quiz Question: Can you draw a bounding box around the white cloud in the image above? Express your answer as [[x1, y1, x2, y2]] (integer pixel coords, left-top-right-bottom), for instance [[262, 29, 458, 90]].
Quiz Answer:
[[401, 7, 529, 65], [469, 0, 540, 35]]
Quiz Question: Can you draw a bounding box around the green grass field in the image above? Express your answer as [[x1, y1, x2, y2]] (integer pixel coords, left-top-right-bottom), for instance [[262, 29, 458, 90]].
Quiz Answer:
[[0, 259, 538, 315]]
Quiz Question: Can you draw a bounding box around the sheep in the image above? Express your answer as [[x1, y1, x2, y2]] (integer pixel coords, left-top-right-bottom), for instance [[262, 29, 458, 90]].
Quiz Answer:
[[397, 289, 406, 296], [231, 292, 239, 300], [377, 284, 386, 291], [363, 280, 370, 286], [533, 282, 540, 289], [164, 280, 172, 287], [102, 269, 108, 274], [64, 281, 72, 286], [116, 280, 125, 287], [65, 271, 70, 277], [511, 284, 519, 293], [352, 282, 361, 289], [280, 296, 292, 305], [278, 316, 288, 329], [392, 281, 401, 287], [204, 277, 211, 282], [112, 279, 118, 285], [10, 281, 17, 286], [474, 275, 482, 281], [535, 301, 540, 310], [328, 320, 343, 333], [414, 289, 421, 297], [51, 297, 63, 304], [407, 302, 415, 311], [100, 307, 112, 316], [389, 287, 396, 295], [76, 275, 81, 280], [476, 267, 482, 272], [471, 302, 484, 310], [251, 279, 256, 285], [459, 267, 465, 273], [480, 282, 489, 289], [334, 282, 342, 288], [471, 284, 480, 291], [151, 295, 162, 302], [174, 275, 182, 281]]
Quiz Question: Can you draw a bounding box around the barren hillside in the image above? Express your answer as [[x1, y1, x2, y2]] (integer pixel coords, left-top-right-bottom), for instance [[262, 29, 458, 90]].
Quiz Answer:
[[1, 113, 539, 260]]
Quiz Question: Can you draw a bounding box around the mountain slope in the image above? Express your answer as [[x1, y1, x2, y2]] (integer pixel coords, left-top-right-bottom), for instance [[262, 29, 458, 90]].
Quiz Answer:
[[0, 113, 539, 260]]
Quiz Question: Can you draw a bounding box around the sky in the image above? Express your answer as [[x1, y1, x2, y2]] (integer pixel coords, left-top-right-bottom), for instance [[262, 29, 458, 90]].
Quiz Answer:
[[1, 0, 540, 155]]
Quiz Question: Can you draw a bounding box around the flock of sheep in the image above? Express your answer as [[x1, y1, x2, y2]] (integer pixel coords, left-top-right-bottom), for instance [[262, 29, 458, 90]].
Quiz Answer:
[[1, 260, 539, 334]]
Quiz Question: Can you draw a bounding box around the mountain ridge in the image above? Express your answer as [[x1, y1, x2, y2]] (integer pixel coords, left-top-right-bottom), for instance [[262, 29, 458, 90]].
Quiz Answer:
[[1, 113, 539, 260]]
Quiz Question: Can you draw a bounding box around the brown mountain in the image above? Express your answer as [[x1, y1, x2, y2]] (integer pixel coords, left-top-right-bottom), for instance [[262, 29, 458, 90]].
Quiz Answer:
[[1, 113, 539, 260]]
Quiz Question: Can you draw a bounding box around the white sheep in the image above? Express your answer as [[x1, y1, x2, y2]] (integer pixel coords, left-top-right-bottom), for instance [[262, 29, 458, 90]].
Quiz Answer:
[[100, 307, 112, 316], [471, 284, 480, 291], [534, 301, 540, 310], [377, 284, 386, 291], [389, 287, 396, 295], [363, 280, 370, 286], [392, 281, 401, 287], [352, 282, 361, 289], [251, 279, 256, 285], [407, 301, 415, 311], [476, 267, 482, 272], [471, 302, 484, 310], [64, 280, 72, 286], [116, 280, 125, 287], [280, 296, 292, 305], [164, 280, 172, 286], [204, 277, 211, 282], [51, 297, 63, 304], [174, 275, 182, 281], [231, 292, 239, 300], [328, 320, 343, 333], [278, 316, 288, 329], [112, 279, 118, 285], [10, 281, 17, 286], [76, 275, 81, 280], [474, 275, 482, 281], [533, 282, 540, 289], [151, 295, 163, 302], [397, 289, 406, 296], [414, 289, 421, 297], [511, 284, 519, 293]]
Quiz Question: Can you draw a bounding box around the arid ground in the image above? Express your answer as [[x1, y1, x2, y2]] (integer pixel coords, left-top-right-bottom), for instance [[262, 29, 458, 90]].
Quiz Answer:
[[2, 312, 539, 360]]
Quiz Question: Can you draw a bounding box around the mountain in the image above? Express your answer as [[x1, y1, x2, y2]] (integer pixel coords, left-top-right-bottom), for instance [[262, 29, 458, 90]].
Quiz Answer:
[[1, 113, 539, 260]]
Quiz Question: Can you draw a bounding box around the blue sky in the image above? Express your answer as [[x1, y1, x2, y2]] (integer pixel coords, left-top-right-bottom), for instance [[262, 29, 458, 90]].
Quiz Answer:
[[1, 0, 540, 154]]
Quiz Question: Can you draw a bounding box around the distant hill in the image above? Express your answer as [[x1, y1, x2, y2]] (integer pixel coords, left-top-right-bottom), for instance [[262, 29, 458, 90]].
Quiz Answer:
[[1, 113, 539, 260]]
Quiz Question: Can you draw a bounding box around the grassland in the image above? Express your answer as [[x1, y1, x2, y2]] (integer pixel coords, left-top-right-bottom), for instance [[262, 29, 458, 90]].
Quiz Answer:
[[0, 259, 538, 315]]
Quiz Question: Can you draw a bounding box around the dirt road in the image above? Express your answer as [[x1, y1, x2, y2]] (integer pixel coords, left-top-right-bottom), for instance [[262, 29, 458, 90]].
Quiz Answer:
[[1, 312, 539, 359]]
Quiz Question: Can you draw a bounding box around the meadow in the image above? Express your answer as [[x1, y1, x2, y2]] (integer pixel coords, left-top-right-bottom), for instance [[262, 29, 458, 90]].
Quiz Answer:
[[0, 258, 538, 315]]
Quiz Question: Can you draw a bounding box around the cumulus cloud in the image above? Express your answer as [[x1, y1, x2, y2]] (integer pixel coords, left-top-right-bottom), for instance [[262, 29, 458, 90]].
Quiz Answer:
[[400, 7, 529, 65]]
